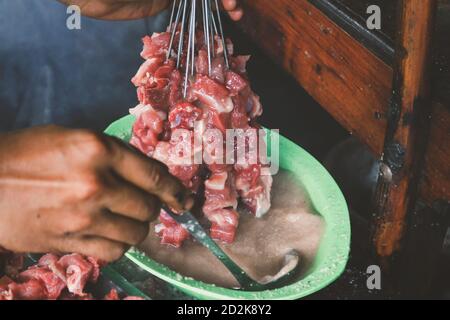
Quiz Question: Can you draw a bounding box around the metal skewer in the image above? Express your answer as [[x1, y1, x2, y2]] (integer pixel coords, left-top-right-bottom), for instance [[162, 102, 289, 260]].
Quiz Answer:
[[190, 0, 196, 76], [168, 0, 178, 33], [176, 0, 188, 69], [168, 0, 230, 97], [184, 0, 196, 98], [203, 0, 212, 76], [214, 0, 230, 68], [167, 0, 183, 60], [208, 0, 216, 58]]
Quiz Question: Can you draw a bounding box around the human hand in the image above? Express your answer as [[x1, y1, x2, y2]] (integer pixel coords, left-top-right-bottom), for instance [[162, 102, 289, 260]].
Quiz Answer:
[[0, 126, 193, 261]]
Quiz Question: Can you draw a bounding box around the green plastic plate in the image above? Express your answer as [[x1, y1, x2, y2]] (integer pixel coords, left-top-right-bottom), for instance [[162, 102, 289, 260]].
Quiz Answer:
[[105, 115, 351, 300]]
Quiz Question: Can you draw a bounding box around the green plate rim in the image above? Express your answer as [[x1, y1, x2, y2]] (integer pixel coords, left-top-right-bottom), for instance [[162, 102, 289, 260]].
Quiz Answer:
[[105, 115, 351, 300], [100, 265, 151, 299]]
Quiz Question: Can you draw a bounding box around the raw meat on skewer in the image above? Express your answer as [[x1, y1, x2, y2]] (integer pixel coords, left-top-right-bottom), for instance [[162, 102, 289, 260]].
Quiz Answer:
[[130, 26, 272, 247]]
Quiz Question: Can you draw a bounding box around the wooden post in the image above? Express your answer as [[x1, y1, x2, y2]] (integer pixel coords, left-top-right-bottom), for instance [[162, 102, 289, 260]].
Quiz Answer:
[[371, 0, 437, 287]]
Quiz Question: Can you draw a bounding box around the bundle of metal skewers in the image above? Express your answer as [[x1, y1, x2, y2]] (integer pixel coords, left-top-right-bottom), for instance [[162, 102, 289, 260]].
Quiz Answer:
[[166, 0, 230, 97]]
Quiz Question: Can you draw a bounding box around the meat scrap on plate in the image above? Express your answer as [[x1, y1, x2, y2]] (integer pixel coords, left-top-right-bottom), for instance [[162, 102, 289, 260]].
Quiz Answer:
[[129, 29, 273, 248], [0, 252, 142, 300]]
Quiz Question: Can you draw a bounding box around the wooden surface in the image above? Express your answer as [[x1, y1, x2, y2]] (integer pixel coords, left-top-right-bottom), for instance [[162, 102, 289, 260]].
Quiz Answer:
[[237, 0, 392, 153], [421, 102, 450, 203], [235, 0, 449, 206], [371, 0, 437, 259]]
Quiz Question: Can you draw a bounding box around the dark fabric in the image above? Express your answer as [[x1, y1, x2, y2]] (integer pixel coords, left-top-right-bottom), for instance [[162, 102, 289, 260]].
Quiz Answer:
[[0, 0, 168, 132]]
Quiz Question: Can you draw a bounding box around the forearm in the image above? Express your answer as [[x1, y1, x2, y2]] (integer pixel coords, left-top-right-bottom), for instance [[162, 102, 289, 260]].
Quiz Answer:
[[57, 0, 171, 20], [57, 0, 242, 21]]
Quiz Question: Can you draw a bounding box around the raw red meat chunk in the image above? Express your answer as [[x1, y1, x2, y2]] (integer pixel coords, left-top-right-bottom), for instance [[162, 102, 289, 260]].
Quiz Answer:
[[0, 252, 141, 300], [130, 29, 273, 247], [103, 288, 143, 300], [0, 253, 101, 300], [155, 210, 190, 248]]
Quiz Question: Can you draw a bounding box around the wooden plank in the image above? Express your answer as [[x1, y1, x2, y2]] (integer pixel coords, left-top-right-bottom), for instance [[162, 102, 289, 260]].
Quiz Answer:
[[309, 0, 395, 65], [237, 0, 392, 155], [371, 0, 437, 259], [420, 102, 450, 203], [235, 0, 449, 205]]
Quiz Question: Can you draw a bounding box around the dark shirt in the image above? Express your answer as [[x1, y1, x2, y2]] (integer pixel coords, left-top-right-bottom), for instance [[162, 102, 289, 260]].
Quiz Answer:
[[0, 0, 168, 132]]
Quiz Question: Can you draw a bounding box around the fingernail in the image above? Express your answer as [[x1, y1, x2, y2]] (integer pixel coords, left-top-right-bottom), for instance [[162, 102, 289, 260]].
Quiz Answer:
[[175, 191, 195, 212], [184, 195, 195, 211]]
